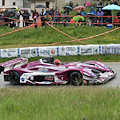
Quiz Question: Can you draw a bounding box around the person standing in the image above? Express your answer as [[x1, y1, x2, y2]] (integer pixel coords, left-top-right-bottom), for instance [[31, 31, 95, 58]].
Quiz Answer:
[[69, 1, 73, 8], [97, 0, 103, 6], [97, 8, 103, 27], [89, 7, 96, 26], [63, 8, 70, 27], [74, 3, 79, 8], [43, 12, 52, 27], [44, 8, 50, 16], [110, 0, 114, 4], [32, 9, 39, 23], [25, 11, 30, 26], [54, 9, 61, 25], [49, 7, 54, 25], [40, 9, 45, 27], [4, 9, 9, 26], [80, 8, 86, 16], [104, 0, 110, 6], [15, 8, 20, 27], [116, 10, 120, 23], [114, 0, 118, 5]]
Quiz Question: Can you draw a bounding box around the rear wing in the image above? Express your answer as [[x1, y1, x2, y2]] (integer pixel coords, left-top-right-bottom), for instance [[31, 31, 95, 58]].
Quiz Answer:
[[0, 58, 28, 73]]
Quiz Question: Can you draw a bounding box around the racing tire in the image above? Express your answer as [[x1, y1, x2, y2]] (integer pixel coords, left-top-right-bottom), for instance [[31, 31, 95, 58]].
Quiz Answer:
[[69, 72, 83, 86], [9, 71, 20, 85]]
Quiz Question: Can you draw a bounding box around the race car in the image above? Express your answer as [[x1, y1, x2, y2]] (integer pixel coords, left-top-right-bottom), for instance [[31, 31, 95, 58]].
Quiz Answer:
[[0, 57, 116, 86]]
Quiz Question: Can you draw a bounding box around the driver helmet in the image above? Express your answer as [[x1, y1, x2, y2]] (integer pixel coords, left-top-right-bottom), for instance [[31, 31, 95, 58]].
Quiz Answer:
[[54, 59, 61, 65]]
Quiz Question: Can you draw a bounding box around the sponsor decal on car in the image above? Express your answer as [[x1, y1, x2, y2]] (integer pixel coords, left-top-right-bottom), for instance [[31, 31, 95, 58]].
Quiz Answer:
[[45, 76, 54, 81], [43, 82, 51, 84], [57, 75, 64, 80], [21, 78, 25, 82], [38, 68, 48, 72], [91, 73, 96, 76]]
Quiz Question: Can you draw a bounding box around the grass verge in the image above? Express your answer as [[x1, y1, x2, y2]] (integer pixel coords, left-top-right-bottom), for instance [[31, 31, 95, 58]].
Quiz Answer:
[[0, 86, 120, 120], [0, 54, 120, 63]]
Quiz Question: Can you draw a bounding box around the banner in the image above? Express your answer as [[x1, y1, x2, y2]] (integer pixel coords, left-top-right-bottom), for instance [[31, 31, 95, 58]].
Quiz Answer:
[[80, 45, 99, 55], [59, 46, 78, 56], [101, 44, 120, 55], [0, 44, 120, 58], [1, 48, 18, 58]]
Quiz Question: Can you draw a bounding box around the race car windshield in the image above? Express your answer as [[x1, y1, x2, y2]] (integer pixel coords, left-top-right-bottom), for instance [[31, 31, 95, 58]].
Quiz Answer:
[[40, 57, 54, 64]]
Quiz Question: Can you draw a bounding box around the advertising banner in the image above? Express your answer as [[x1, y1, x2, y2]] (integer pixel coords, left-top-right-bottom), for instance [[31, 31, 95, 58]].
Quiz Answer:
[[80, 45, 99, 55], [1, 48, 18, 58], [59, 46, 78, 56], [101, 44, 120, 55], [0, 44, 120, 58], [39, 46, 59, 57]]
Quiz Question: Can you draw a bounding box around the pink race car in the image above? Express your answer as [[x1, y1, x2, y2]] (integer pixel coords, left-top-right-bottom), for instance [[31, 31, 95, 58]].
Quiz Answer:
[[0, 57, 116, 86]]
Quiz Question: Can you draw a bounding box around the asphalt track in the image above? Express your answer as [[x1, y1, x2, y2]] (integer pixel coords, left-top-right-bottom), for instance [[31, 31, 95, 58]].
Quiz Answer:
[[0, 62, 120, 88]]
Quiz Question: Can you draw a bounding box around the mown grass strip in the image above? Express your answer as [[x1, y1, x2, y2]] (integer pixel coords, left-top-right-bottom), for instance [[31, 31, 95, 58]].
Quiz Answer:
[[0, 86, 120, 120]]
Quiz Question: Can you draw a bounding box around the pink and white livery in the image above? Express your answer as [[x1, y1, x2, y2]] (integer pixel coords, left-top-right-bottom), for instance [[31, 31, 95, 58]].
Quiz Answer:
[[0, 57, 116, 86]]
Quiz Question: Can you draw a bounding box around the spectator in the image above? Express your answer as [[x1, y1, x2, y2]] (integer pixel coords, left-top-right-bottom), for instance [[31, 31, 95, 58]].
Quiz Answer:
[[25, 11, 30, 26], [8, 11, 16, 28], [49, 7, 54, 25], [44, 8, 50, 16], [32, 9, 39, 23], [15, 8, 20, 27], [49, 7, 54, 16], [42, 13, 52, 27], [80, 8, 86, 25], [116, 10, 120, 21], [97, 8, 103, 27], [40, 9, 45, 16], [22, 11, 30, 27], [74, 3, 79, 8], [113, 17, 119, 27], [114, 0, 118, 5], [89, 7, 96, 26], [105, 16, 112, 23], [22, 11, 26, 27], [4, 9, 9, 26], [69, 1, 73, 8], [44, 13, 52, 21], [104, 0, 110, 6], [63, 8, 70, 27], [54, 9, 61, 25], [40, 9, 45, 27], [110, 0, 114, 4], [63, 8, 69, 15], [80, 8, 86, 16], [72, 16, 85, 27], [76, 10, 81, 15], [97, 0, 103, 6], [90, 7, 96, 15]]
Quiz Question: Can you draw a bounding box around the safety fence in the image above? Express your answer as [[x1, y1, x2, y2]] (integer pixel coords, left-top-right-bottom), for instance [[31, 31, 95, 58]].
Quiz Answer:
[[1, 15, 120, 26], [0, 44, 120, 58]]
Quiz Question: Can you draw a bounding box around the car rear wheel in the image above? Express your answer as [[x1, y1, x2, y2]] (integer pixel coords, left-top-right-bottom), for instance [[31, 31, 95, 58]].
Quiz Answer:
[[69, 72, 83, 86], [9, 71, 20, 85]]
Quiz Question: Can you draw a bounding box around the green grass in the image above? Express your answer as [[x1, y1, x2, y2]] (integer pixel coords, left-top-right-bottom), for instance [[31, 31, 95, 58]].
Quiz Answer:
[[0, 25, 120, 48], [0, 54, 120, 63], [0, 86, 120, 120]]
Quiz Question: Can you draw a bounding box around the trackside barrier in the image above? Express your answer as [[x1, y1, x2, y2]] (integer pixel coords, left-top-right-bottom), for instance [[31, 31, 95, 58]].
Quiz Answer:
[[0, 44, 120, 58], [2, 15, 120, 26]]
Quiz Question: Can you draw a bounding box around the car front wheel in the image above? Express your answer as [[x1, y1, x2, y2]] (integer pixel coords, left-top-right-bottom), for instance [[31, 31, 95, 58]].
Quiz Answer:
[[9, 71, 20, 85], [69, 71, 83, 86]]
